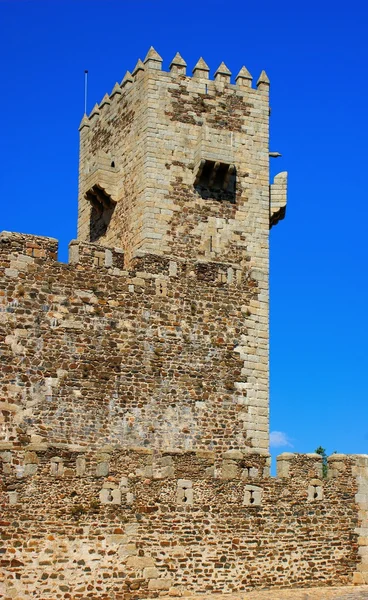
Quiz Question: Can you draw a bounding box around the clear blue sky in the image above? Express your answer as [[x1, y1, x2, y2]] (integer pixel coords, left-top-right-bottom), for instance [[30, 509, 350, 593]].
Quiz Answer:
[[1, 0, 367, 463]]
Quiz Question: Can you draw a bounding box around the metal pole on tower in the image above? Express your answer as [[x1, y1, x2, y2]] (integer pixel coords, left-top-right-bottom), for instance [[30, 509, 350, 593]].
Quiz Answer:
[[84, 70, 88, 115]]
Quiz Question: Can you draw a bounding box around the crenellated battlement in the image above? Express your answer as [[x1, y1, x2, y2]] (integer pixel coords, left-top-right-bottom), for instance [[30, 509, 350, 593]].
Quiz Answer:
[[0, 231, 254, 286], [4, 443, 367, 490], [77, 47, 281, 267], [2, 444, 367, 522], [1, 442, 271, 482], [2, 446, 368, 596], [81, 47, 269, 129], [0, 230, 58, 266]]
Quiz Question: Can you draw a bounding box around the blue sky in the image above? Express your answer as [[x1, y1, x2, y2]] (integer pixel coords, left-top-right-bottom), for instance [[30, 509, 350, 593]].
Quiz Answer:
[[1, 0, 367, 463]]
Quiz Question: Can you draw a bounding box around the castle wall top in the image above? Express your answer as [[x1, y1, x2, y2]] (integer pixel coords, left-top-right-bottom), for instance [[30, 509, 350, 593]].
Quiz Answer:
[[77, 48, 282, 268], [79, 49, 269, 128]]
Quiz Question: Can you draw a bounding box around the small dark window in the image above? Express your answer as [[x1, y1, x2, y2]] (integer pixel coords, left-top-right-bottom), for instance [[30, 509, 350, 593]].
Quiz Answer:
[[194, 159, 236, 203], [111, 160, 115, 168], [86, 184, 116, 242]]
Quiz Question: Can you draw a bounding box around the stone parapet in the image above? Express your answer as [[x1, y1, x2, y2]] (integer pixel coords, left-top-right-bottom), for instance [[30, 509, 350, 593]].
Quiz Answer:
[[277, 452, 323, 479], [1, 449, 366, 597], [0, 231, 58, 277]]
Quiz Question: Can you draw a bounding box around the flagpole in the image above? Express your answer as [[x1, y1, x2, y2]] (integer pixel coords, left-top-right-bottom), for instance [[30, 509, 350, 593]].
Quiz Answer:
[[84, 70, 88, 115]]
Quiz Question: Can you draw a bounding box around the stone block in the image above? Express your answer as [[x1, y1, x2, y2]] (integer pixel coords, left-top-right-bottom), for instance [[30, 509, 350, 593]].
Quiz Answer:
[[126, 556, 155, 569], [8, 491, 18, 505], [276, 453, 295, 478], [119, 476, 129, 489], [5, 268, 19, 278], [126, 492, 134, 505], [307, 480, 323, 501], [177, 479, 192, 488], [221, 460, 238, 479], [1, 451, 12, 463], [177, 479, 194, 505], [243, 485, 262, 506], [159, 455, 173, 467], [148, 578, 172, 590], [24, 463, 38, 476], [143, 567, 159, 579], [50, 458, 64, 476], [153, 465, 174, 479], [106, 534, 127, 545], [118, 543, 138, 558], [76, 456, 86, 476], [223, 449, 243, 460], [353, 571, 365, 585], [96, 461, 109, 477], [24, 451, 39, 464]]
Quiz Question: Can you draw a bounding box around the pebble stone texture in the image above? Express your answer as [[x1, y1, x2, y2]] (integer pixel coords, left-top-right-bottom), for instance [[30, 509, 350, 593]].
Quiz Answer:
[[172, 587, 368, 599], [1, 48, 368, 599]]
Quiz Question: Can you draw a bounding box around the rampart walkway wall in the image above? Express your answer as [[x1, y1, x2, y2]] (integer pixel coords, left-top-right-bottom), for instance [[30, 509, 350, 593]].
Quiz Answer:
[[2, 449, 368, 598]]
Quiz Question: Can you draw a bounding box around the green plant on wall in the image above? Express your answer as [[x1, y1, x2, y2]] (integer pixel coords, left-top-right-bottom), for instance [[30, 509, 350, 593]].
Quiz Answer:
[[315, 446, 328, 478]]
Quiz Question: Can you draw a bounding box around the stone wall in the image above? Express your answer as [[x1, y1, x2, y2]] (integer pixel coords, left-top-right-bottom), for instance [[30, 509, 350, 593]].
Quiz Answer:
[[2, 450, 368, 599], [2, 47, 365, 600], [0, 232, 268, 453], [2, 233, 367, 598]]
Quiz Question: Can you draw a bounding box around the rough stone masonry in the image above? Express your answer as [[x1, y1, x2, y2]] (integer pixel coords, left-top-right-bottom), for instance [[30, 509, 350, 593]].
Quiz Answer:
[[1, 47, 368, 599]]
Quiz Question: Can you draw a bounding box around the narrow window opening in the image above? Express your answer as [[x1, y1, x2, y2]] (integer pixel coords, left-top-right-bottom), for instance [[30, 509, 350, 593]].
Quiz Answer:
[[243, 485, 262, 506], [86, 184, 116, 243], [111, 160, 115, 168], [308, 481, 323, 502], [194, 159, 236, 203]]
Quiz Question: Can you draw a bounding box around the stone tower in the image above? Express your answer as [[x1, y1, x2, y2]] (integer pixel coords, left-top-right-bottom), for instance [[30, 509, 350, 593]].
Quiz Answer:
[[75, 47, 287, 454], [78, 48, 287, 266]]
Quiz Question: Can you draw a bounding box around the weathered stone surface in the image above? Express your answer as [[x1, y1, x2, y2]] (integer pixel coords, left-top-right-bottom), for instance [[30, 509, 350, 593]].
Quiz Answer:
[[1, 49, 367, 600]]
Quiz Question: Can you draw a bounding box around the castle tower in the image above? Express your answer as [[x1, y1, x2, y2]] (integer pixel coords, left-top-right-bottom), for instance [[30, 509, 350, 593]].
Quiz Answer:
[[75, 49, 287, 455], [1, 49, 287, 457], [78, 48, 286, 265]]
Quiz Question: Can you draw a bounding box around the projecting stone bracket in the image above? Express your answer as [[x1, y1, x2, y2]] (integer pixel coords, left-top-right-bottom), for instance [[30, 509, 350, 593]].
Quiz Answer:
[[270, 171, 287, 228]]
